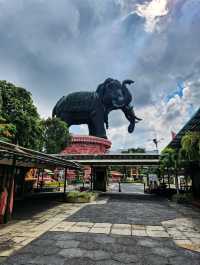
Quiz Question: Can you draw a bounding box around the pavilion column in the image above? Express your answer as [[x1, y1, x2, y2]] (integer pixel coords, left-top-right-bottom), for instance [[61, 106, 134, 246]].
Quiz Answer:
[[0, 166, 8, 224], [36, 169, 41, 191], [90, 166, 93, 191], [4, 156, 16, 223], [63, 167, 67, 200]]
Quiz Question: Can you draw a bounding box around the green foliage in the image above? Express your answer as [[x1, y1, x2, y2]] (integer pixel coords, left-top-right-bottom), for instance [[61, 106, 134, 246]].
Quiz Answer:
[[172, 193, 193, 204], [180, 132, 200, 161], [45, 181, 64, 187], [160, 147, 179, 170], [122, 147, 146, 153], [0, 87, 2, 113], [0, 117, 16, 142], [41, 117, 71, 154], [66, 191, 97, 203], [0, 80, 43, 149]]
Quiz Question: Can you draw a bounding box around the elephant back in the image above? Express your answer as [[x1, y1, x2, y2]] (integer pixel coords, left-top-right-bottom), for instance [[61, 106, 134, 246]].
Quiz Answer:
[[56, 91, 98, 113]]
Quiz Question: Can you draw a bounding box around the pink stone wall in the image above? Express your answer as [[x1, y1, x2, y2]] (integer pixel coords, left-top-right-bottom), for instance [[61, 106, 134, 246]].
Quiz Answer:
[[61, 135, 111, 155]]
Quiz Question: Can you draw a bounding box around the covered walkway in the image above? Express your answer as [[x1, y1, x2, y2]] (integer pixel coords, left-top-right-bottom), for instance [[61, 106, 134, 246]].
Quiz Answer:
[[0, 140, 81, 224]]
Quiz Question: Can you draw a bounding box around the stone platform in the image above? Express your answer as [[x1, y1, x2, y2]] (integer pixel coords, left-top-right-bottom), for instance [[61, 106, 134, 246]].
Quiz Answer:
[[61, 135, 111, 155]]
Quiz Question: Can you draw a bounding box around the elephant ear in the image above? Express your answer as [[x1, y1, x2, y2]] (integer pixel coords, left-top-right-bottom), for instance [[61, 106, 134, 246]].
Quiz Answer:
[[122, 79, 134, 105], [96, 78, 113, 99]]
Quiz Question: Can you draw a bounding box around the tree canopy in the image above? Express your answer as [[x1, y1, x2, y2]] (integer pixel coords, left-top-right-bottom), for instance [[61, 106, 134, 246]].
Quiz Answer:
[[180, 132, 200, 161], [0, 117, 16, 143], [160, 148, 177, 169], [0, 80, 71, 153], [0, 80, 43, 149], [41, 117, 71, 154]]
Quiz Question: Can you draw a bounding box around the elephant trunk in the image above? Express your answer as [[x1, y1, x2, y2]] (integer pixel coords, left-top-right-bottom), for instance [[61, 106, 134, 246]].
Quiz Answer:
[[122, 105, 142, 133], [122, 80, 134, 106]]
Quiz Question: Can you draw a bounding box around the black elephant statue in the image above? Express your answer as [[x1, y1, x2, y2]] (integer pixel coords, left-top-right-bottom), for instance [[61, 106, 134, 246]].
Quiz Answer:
[[52, 78, 141, 139]]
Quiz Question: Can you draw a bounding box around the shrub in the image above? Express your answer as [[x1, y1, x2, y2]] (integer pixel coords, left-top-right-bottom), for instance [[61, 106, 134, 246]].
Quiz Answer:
[[172, 193, 193, 204], [66, 191, 97, 203]]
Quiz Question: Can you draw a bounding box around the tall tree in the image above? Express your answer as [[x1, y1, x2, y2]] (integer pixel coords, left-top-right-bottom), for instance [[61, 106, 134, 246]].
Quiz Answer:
[[160, 147, 180, 194], [181, 132, 200, 161], [41, 117, 71, 154], [0, 80, 43, 149], [0, 117, 16, 142], [180, 132, 200, 197], [0, 86, 16, 142]]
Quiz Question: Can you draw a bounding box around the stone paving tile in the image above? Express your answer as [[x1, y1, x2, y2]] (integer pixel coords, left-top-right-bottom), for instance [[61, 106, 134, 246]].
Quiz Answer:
[[76, 222, 94, 227], [146, 225, 165, 231], [112, 224, 131, 229], [89, 227, 110, 234], [55, 240, 80, 249], [132, 229, 148, 237], [1, 195, 200, 264], [2, 232, 200, 265], [0, 201, 85, 258], [111, 228, 131, 236], [111, 224, 131, 236], [93, 223, 112, 228], [66, 198, 180, 225], [132, 224, 145, 230], [68, 226, 90, 233], [146, 230, 169, 238]]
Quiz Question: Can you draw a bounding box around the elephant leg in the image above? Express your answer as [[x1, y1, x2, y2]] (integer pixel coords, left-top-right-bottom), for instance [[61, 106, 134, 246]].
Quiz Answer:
[[92, 116, 107, 139], [88, 123, 96, 136]]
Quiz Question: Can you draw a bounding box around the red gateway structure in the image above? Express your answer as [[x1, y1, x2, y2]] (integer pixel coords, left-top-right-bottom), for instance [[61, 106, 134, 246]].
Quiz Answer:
[[61, 135, 111, 183]]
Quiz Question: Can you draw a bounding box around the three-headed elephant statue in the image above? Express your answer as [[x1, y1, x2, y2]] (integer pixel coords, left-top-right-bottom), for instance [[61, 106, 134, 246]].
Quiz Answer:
[[52, 78, 141, 139]]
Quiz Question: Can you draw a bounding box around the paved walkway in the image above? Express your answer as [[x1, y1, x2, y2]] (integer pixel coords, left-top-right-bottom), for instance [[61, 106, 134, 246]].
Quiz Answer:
[[0, 195, 200, 264], [109, 183, 145, 194]]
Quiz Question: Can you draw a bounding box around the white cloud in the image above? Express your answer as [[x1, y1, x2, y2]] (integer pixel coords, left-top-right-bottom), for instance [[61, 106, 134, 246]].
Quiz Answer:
[[108, 82, 196, 152], [135, 0, 169, 32]]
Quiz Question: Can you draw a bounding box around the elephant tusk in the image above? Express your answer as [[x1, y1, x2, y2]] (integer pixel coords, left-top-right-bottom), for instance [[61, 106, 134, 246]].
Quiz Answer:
[[122, 80, 135, 87]]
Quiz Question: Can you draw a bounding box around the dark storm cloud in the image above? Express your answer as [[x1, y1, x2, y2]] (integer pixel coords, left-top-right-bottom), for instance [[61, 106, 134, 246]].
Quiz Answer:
[[0, 0, 152, 112]]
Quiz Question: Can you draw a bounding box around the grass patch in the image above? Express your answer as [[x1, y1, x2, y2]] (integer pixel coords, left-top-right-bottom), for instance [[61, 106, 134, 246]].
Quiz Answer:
[[45, 181, 64, 187], [66, 191, 97, 203]]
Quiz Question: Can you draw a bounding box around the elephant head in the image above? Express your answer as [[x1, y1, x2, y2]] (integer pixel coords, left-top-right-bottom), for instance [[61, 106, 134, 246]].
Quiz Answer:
[[96, 78, 133, 110], [96, 78, 141, 133]]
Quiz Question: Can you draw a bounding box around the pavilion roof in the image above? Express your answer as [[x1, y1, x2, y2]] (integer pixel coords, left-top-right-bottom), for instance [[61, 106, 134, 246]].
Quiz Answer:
[[0, 140, 80, 170], [57, 153, 160, 166], [168, 108, 200, 149]]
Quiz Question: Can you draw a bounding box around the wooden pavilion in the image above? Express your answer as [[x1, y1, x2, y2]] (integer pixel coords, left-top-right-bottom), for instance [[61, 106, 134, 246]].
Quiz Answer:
[[0, 140, 80, 224]]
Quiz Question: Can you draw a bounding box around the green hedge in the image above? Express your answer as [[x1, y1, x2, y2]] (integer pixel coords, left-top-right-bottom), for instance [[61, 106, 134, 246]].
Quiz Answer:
[[66, 191, 97, 203], [172, 193, 193, 204], [45, 181, 64, 187]]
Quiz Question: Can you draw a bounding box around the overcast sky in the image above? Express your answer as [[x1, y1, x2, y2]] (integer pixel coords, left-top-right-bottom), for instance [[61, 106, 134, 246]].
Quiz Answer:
[[0, 0, 200, 151]]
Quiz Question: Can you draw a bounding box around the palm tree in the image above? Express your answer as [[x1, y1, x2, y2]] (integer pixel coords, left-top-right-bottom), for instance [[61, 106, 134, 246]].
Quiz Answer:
[[180, 132, 200, 197], [160, 147, 180, 194], [181, 132, 200, 161]]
